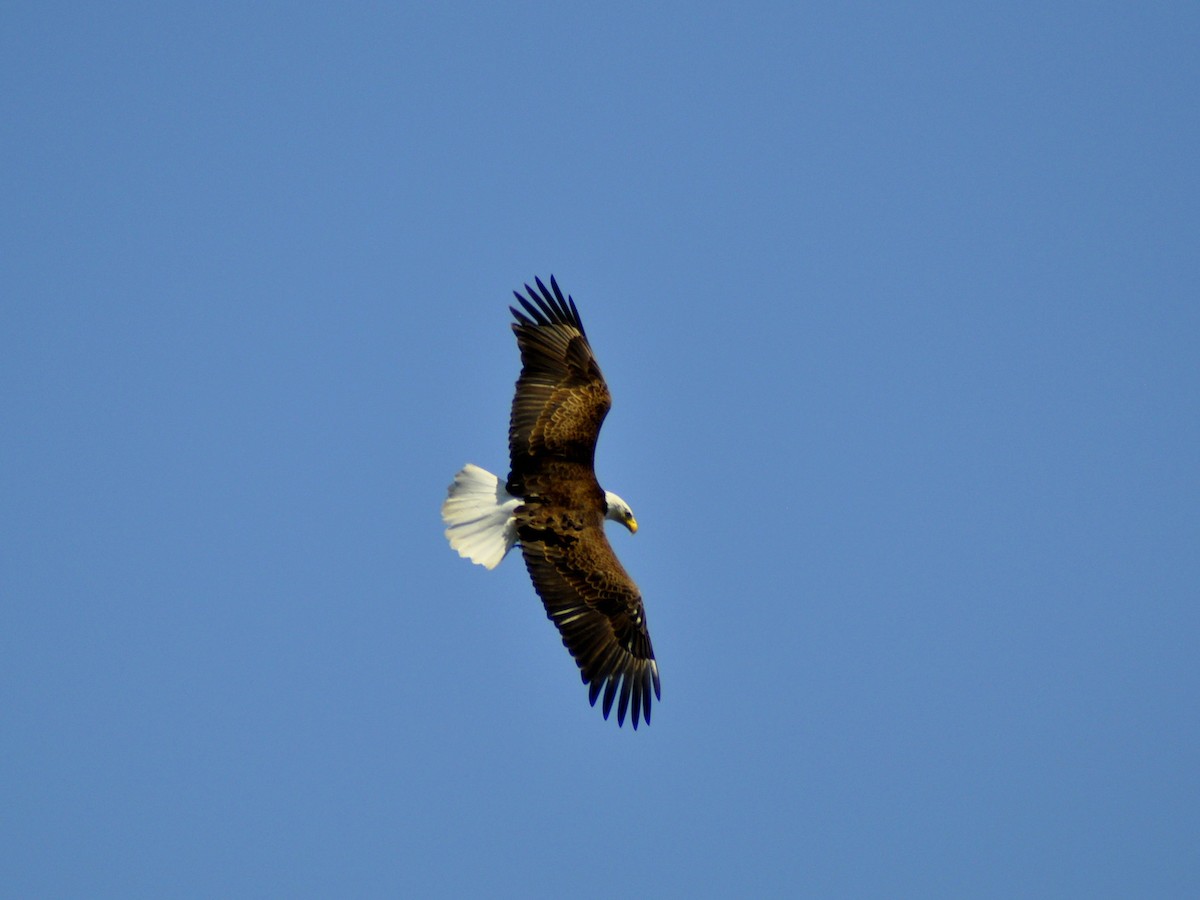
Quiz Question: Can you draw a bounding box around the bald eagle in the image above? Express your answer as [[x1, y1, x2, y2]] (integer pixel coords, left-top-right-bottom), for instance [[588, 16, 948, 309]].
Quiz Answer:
[[441, 276, 660, 728]]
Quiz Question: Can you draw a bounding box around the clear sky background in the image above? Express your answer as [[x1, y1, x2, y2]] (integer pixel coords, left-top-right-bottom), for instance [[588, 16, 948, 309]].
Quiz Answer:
[[4, 3, 1198, 897]]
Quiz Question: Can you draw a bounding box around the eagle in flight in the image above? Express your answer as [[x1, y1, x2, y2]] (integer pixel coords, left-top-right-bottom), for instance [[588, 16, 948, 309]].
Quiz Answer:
[[441, 277, 660, 728]]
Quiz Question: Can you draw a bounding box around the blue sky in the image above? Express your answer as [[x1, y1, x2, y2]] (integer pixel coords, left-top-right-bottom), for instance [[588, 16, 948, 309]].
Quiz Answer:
[[4, 3, 1198, 896]]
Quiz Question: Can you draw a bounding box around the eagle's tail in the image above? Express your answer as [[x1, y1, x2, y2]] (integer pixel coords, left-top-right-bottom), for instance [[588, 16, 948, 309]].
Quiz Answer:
[[441, 464, 520, 570]]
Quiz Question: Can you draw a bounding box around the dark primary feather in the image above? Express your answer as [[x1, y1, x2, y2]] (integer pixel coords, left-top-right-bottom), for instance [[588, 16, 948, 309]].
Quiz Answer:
[[506, 276, 660, 728], [510, 275, 586, 335]]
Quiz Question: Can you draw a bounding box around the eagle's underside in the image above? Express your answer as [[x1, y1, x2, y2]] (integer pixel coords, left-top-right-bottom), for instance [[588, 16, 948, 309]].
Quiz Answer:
[[441, 277, 660, 728]]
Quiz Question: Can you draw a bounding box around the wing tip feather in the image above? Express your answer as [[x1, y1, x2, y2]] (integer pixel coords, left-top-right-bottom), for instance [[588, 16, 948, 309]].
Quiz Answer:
[[579, 661, 659, 729], [510, 275, 586, 336]]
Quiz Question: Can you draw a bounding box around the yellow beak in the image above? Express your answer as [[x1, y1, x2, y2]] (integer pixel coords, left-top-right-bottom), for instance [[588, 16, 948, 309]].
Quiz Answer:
[[625, 517, 638, 534]]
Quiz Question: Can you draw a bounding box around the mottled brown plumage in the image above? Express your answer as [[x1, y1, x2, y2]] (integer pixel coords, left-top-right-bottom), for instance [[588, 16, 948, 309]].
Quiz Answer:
[[506, 277, 660, 728]]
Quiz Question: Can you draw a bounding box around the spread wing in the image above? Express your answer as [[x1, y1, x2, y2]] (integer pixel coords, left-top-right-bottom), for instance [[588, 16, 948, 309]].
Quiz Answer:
[[518, 502, 661, 729], [506, 276, 611, 496], [506, 277, 660, 727]]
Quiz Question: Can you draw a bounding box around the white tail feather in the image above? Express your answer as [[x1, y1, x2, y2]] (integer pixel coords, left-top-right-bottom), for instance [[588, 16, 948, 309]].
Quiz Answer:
[[441, 464, 520, 569]]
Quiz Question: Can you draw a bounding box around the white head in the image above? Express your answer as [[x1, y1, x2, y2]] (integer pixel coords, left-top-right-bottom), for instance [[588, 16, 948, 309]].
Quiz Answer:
[[604, 490, 638, 534]]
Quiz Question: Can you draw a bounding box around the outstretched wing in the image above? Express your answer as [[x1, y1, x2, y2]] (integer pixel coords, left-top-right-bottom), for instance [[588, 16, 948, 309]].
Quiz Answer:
[[507, 276, 611, 496], [518, 512, 661, 729]]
